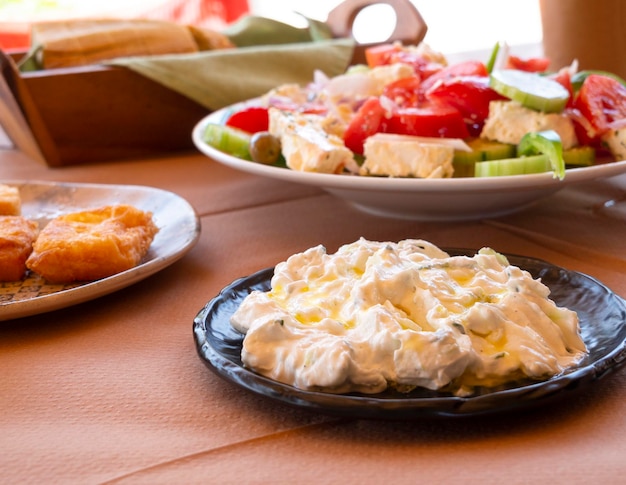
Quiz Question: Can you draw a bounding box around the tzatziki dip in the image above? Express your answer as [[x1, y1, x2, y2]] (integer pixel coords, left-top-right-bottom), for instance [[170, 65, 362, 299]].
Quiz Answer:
[[230, 238, 587, 396]]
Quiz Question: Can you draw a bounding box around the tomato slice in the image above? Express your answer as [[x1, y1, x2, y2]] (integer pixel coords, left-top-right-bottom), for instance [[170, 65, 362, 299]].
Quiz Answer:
[[420, 60, 488, 91], [225, 106, 269, 134], [364, 43, 403, 67], [574, 74, 626, 135], [426, 75, 506, 135], [343, 97, 387, 155], [548, 68, 575, 108], [382, 76, 423, 107], [506, 55, 551, 73], [382, 102, 470, 139], [364, 43, 443, 79]]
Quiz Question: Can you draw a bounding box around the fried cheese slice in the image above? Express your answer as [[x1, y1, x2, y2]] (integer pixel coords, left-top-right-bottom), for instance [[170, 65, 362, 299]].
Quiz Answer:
[[26, 204, 158, 283], [0, 184, 21, 216], [0, 216, 39, 282]]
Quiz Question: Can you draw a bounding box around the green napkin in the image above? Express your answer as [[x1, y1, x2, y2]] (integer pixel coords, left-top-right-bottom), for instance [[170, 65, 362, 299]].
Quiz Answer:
[[109, 38, 355, 111]]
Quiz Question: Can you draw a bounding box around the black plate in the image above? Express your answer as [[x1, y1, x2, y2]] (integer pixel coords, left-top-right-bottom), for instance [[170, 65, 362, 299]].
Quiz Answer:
[[193, 251, 626, 419]]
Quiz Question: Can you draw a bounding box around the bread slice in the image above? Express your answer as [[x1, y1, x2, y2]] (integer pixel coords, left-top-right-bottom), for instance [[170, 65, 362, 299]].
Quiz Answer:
[[187, 25, 234, 50], [32, 19, 200, 69]]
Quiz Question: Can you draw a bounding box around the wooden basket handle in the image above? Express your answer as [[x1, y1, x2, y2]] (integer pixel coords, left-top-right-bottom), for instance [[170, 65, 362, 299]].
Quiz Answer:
[[326, 0, 428, 64]]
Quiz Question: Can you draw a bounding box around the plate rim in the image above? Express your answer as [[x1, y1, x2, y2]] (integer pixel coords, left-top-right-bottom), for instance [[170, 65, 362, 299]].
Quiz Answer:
[[0, 180, 201, 321], [194, 250, 626, 419]]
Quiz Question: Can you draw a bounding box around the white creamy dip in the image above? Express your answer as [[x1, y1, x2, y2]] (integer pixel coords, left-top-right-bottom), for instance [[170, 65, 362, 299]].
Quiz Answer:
[[230, 238, 587, 396]]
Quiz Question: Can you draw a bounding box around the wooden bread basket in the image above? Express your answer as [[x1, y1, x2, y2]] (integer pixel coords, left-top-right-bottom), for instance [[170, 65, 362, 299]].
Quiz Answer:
[[0, 0, 427, 167]]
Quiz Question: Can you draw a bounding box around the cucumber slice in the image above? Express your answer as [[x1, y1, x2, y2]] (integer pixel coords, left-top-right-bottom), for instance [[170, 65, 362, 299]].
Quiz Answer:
[[203, 123, 252, 160], [475, 154, 552, 177], [516, 130, 565, 179], [563, 145, 595, 167], [453, 138, 516, 177], [455, 138, 516, 161], [490, 69, 570, 113]]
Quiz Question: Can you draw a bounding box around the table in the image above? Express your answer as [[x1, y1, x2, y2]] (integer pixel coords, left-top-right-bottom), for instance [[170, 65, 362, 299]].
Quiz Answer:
[[1, 146, 625, 484]]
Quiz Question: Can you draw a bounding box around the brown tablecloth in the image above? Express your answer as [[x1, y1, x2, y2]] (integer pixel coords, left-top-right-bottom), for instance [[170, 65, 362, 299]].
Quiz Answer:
[[1, 147, 625, 484]]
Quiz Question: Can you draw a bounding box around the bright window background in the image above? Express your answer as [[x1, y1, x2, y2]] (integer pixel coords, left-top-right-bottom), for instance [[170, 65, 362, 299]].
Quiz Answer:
[[0, 0, 543, 55], [0, 0, 160, 20], [250, 0, 543, 54]]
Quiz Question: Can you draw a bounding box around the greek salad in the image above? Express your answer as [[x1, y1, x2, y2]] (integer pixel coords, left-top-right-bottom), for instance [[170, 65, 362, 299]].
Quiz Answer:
[[202, 42, 626, 179]]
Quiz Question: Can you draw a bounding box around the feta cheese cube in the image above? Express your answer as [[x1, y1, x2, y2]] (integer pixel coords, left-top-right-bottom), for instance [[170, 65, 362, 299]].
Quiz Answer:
[[481, 101, 578, 149], [361, 133, 454, 178], [268, 108, 358, 174]]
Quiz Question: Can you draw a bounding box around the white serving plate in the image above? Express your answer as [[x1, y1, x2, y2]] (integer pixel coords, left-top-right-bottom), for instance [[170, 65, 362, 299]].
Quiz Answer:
[[192, 104, 626, 221], [0, 180, 201, 321]]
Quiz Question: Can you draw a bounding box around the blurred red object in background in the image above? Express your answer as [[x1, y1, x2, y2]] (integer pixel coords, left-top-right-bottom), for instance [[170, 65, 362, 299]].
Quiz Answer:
[[144, 0, 249, 27], [0, 28, 30, 50]]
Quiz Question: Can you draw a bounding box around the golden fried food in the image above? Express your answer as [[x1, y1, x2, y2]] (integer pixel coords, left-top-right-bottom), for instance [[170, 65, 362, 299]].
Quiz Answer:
[[0, 184, 21, 216], [26, 204, 158, 283], [0, 216, 39, 282]]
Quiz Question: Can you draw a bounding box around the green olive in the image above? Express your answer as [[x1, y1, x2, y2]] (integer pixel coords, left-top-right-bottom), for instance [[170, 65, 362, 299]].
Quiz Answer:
[[249, 132, 282, 165]]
